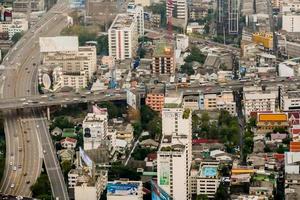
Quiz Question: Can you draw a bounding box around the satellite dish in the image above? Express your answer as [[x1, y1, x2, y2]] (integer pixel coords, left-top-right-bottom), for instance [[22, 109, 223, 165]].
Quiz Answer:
[[42, 74, 51, 89]]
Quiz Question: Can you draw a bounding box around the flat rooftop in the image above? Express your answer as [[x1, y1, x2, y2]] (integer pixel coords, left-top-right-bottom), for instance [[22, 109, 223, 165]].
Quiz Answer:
[[153, 42, 174, 57], [199, 165, 218, 177], [110, 14, 134, 30], [39, 36, 79, 52]]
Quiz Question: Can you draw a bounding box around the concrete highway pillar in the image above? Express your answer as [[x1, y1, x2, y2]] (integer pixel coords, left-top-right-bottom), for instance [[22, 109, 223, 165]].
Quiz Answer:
[[47, 107, 50, 121]]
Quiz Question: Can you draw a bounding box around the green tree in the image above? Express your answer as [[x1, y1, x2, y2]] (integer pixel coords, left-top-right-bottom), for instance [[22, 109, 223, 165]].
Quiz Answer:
[[215, 183, 230, 200], [140, 105, 158, 129], [108, 164, 140, 181], [133, 122, 143, 138], [138, 48, 146, 58], [180, 63, 194, 75], [30, 174, 52, 199], [96, 35, 108, 55], [196, 194, 209, 200], [146, 116, 162, 139], [61, 160, 73, 178], [98, 102, 118, 119], [192, 113, 201, 133], [51, 116, 74, 129], [184, 46, 206, 64], [11, 32, 23, 43]]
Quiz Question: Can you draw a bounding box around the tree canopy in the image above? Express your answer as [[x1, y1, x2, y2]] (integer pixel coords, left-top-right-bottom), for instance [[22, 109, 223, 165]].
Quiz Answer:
[[184, 46, 206, 64]]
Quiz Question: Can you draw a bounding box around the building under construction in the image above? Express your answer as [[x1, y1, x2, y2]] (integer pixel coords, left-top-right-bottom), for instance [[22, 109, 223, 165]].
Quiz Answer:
[[151, 42, 176, 75]]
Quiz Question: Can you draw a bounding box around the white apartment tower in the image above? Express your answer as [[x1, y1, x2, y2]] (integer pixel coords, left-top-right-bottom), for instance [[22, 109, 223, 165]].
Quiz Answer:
[[166, 0, 188, 29], [127, 3, 144, 36], [157, 107, 192, 200], [82, 108, 108, 150], [108, 3, 144, 60]]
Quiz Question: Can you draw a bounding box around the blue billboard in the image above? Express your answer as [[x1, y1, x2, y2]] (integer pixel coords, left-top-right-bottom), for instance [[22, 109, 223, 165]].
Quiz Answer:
[[151, 180, 172, 200], [107, 182, 140, 196], [70, 0, 85, 9]]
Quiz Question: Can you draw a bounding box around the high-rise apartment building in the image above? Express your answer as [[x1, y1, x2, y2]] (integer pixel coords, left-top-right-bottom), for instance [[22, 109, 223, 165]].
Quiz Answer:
[[108, 14, 138, 60], [217, 0, 239, 35], [157, 107, 192, 200], [108, 3, 144, 60], [166, 0, 188, 29]]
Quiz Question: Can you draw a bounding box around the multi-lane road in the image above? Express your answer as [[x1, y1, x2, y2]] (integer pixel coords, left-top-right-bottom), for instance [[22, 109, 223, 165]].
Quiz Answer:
[[0, 76, 295, 110], [0, 0, 70, 199]]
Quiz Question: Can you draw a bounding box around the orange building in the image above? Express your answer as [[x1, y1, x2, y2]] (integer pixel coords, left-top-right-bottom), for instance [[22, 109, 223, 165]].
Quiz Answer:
[[290, 141, 300, 152], [252, 32, 273, 49], [146, 93, 165, 113], [256, 113, 289, 134]]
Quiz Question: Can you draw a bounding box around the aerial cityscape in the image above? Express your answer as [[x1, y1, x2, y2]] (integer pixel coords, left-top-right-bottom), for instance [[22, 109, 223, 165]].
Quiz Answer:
[[0, 0, 299, 199]]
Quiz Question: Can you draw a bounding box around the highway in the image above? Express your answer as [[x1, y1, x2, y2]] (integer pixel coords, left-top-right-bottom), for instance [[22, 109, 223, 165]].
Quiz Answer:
[[0, 0, 70, 199], [0, 77, 295, 110]]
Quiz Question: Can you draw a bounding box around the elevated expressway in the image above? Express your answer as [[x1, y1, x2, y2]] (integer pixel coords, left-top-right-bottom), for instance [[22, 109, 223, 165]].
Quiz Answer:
[[0, 1, 70, 199]]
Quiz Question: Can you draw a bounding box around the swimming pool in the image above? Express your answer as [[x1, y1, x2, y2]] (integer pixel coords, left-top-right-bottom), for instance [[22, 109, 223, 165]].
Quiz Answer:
[[201, 166, 217, 177]]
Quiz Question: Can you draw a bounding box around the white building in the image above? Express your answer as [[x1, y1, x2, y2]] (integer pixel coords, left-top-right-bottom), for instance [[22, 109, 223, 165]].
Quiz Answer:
[[285, 152, 300, 174], [68, 169, 80, 188], [282, 14, 300, 33], [203, 91, 236, 116], [108, 3, 143, 60], [108, 14, 138, 60], [40, 36, 97, 90], [280, 88, 300, 111], [0, 18, 28, 39], [107, 180, 143, 200], [82, 108, 108, 150], [166, 0, 188, 29], [74, 173, 107, 200], [157, 107, 192, 200], [243, 92, 276, 119], [127, 3, 144, 36], [278, 60, 300, 77], [60, 137, 77, 149], [190, 161, 220, 198], [176, 34, 189, 51]]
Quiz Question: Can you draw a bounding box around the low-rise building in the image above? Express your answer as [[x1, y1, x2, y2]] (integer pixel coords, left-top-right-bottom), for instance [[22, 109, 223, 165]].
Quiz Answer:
[[244, 92, 276, 120], [190, 161, 220, 198], [107, 179, 143, 200], [146, 89, 165, 113], [280, 87, 300, 110], [252, 32, 273, 49], [40, 36, 97, 90], [60, 137, 77, 149], [75, 172, 108, 200], [256, 113, 289, 134], [203, 91, 236, 116]]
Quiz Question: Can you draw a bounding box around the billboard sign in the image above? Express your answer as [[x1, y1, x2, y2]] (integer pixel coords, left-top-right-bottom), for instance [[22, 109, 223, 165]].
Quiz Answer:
[[159, 161, 170, 185], [126, 90, 139, 109], [151, 180, 171, 200], [79, 147, 93, 168], [70, 0, 85, 9], [107, 182, 140, 196]]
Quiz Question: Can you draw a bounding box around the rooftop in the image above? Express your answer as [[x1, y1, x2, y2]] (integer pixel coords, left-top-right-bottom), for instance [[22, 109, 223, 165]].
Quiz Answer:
[[153, 42, 174, 57], [39, 36, 78, 52], [258, 113, 288, 122], [110, 14, 134, 30]]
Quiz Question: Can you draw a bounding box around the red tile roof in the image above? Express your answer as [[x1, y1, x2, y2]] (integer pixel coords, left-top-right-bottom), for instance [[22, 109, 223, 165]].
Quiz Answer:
[[61, 137, 77, 144]]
